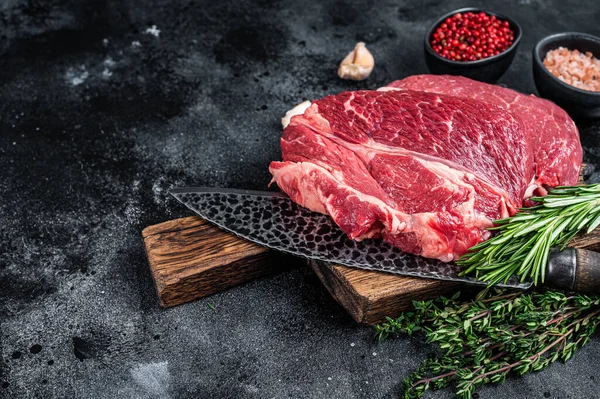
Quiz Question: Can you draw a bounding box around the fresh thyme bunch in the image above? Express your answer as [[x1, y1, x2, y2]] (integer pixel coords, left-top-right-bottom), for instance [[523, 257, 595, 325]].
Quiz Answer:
[[458, 184, 600, 285], [376, 288, 600, 399]]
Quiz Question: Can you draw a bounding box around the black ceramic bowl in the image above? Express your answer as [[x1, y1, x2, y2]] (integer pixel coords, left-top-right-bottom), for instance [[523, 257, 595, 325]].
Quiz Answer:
[[424, 7, 522, 83], [533, 32, 600, 119]]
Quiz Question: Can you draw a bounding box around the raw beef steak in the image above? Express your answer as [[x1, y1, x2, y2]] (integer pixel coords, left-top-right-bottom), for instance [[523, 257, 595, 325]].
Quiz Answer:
[[384, 75, 581, 191], [269, 75, 582, 262]]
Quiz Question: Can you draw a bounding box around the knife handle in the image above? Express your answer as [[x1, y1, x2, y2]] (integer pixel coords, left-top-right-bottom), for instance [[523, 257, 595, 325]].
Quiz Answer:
[[546, 248, 600, 294]]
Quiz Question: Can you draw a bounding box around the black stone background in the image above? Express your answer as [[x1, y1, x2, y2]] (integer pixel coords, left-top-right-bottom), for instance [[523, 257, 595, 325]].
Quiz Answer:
[[1, 0, 600, 398]]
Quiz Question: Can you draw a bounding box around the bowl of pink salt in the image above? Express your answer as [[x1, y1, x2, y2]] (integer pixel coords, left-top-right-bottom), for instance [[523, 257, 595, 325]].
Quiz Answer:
[[533, 32, 600, 119]]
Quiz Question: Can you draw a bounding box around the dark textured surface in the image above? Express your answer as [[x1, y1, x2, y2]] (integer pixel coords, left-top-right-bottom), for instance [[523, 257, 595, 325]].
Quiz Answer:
[[1, 1, 600, 398]]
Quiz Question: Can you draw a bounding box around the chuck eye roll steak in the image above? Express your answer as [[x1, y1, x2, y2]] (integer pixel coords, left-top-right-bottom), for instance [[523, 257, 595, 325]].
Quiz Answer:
[[269, 75, 582, 262]]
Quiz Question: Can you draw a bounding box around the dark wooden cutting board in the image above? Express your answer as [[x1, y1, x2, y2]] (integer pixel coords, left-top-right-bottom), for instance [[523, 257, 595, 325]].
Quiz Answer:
[[143, 214, 600, 324]]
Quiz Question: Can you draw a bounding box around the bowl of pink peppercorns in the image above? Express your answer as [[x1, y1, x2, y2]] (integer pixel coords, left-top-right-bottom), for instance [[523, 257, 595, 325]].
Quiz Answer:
[[424, 8, 522, 83]]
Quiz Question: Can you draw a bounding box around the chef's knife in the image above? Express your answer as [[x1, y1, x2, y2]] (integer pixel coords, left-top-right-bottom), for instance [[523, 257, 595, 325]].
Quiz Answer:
[[170, 188, 600, 292]]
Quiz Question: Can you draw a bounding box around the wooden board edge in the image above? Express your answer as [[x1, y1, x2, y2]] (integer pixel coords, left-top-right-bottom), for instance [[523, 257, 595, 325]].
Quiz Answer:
[[309, 261, 371, 324], [142, 231, 169, 307], [142, 216, 276, 308], [142, 216, 204, 239], [158, 251, 274, 307], [362, 280, 462, 325]]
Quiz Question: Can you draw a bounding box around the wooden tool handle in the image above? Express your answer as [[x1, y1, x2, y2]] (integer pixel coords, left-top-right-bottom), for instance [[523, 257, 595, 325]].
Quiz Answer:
[[574, 249, 600, 293], [547, 248, 600, 293]]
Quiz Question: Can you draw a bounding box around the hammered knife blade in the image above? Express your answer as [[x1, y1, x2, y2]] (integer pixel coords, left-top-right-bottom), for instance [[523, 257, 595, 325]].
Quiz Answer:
[[170, 187, 531, 289]]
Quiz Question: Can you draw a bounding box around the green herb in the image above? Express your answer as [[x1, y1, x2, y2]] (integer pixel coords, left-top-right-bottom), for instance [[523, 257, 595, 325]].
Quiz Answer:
[[208, 303, 215, 310], [458, 184, 600, 285], [376, 288, 600, 399]]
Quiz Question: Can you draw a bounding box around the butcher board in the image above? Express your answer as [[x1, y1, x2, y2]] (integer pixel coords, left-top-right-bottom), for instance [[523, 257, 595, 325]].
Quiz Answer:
[[143, 214, 600, 324]]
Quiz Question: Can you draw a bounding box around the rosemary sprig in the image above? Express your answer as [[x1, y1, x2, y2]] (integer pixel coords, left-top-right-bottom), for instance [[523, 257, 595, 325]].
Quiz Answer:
[[376, 288, 600, 399], [458, 184, 600, 285]]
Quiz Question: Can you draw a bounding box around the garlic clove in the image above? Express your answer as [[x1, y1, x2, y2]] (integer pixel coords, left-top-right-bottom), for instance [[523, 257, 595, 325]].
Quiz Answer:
[[337, 42, 375, 81], [281, 100, 312, 128]]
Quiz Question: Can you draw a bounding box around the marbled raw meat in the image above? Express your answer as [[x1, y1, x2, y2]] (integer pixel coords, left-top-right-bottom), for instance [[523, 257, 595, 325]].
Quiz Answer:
[[269, 75, 582, 261]]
